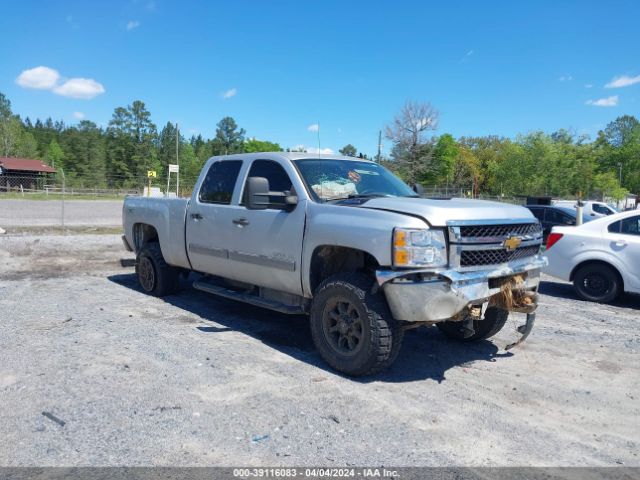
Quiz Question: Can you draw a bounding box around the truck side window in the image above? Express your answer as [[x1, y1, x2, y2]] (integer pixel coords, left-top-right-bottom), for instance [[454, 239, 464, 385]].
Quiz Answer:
[[198, 160, 243, 204], [243, 160, 293, 208]]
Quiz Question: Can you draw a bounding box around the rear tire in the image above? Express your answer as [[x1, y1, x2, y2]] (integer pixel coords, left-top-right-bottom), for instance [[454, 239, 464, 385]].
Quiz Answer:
[[573, 263, 621, 303], [309, 273, 403, 376], [135, 243, 180, 297], [436, 307, 509, 342]]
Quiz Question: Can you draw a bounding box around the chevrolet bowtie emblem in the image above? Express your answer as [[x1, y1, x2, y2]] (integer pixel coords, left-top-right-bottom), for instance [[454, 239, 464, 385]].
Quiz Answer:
[[503, 235, 523, 251]]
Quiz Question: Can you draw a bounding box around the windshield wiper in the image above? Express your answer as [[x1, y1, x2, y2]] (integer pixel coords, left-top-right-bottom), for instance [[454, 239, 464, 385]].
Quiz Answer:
[[326, 193, 385, 202]]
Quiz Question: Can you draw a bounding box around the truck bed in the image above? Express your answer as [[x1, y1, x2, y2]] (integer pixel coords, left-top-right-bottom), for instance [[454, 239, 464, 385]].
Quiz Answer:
[[122, 196, 191, 269]]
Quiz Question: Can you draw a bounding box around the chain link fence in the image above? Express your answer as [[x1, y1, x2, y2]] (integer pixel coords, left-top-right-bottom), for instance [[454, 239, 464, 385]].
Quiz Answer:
[[0, 173, 202, 199]]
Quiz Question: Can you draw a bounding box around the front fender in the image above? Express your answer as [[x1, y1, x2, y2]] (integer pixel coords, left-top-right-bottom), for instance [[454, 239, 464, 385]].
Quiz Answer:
[[301, 202, 426, 296]]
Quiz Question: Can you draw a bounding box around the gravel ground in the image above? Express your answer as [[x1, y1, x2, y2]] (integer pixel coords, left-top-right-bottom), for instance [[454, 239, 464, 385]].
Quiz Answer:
[[0, 199, 123, 227], [0, 233, 638, 467]]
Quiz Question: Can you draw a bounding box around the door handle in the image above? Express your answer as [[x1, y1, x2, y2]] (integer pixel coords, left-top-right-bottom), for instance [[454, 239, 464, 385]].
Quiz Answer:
[[190, 213, 203, 220], [232, 218, 250, 226], [615, 240, 627, 247]]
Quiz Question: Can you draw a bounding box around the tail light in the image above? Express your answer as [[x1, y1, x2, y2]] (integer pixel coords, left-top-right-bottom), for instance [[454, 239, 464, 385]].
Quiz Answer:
[[546, 232, 563, 249]]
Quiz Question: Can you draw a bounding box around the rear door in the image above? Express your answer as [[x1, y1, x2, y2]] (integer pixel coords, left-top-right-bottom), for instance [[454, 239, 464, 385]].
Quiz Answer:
[[226, 159, 306, 295], [185, 159, 244, 278], [607, 215, 640, 291]]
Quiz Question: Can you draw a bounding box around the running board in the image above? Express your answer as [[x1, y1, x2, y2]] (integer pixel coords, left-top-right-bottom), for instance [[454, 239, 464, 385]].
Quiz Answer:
[[192, 280, 306, 315]]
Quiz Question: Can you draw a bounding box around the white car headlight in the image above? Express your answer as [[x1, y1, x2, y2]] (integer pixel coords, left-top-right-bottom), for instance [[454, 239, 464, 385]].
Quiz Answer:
[[393, 228, 448, 268]]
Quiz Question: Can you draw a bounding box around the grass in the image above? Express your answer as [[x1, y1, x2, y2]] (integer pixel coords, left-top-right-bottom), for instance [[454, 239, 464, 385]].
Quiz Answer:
[[3, 226, 124, 235], [0, 192, 126, 201]]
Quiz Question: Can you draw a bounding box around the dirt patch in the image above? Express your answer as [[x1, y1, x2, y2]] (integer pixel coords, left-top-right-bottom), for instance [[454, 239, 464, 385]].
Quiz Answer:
[[1, 234, 639, 467]]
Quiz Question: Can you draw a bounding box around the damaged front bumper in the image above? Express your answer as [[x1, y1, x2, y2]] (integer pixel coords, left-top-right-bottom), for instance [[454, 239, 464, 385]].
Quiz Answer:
[[376, 255, 548, 324]]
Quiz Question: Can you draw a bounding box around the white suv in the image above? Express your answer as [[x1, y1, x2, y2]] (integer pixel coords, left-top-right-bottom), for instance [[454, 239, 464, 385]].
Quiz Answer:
[[553, 200, 617, 219]]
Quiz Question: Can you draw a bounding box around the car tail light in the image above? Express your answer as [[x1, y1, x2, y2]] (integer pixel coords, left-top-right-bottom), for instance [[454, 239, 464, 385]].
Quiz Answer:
[[546, 232, 563, 249]]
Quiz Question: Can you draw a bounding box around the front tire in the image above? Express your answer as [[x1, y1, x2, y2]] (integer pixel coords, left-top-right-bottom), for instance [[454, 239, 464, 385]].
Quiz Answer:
[[135, 243, 180, 297], [309, 273, 403, 376], [436, 307, 509, 342], [573, 263, 621, 303]]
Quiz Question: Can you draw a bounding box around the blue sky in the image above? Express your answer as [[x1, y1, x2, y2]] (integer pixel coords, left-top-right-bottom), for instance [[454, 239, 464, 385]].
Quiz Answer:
[[1, 0, 639, 156]]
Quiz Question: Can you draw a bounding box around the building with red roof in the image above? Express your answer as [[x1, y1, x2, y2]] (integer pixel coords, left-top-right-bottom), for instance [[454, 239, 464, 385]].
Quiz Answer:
[[0, 157, 56, 192]]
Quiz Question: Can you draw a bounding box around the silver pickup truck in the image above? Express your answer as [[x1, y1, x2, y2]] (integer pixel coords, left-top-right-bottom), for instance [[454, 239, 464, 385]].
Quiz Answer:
[[122, 152, 546, 375]]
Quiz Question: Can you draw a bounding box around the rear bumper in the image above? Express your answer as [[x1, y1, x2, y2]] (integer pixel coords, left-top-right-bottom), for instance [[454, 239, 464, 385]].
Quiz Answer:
[[377, 255, 548, 322]]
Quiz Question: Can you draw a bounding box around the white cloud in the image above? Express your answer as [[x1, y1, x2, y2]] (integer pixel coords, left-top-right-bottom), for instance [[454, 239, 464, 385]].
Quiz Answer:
[[53, 78, 105, 99], [584, 84, 593, 88], [605, 74, 640, 88], [307, 123, 319, 132], [16, 66, 60, 90], [586, 95, 619, 107], [289, 144, 333, 154], [16, 66, 105, 100], [222, 88, 237, 99], [126, 20, 141, 31], [558, 75, 573, 82], [72, 111, 85, 120]]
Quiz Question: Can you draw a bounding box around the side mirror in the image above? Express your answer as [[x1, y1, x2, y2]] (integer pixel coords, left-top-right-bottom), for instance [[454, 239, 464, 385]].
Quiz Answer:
[[284, 194, 298, 210], [247, 177, 270, 210]]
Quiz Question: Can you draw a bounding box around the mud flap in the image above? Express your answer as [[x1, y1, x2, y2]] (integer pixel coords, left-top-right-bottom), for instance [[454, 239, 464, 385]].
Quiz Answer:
[[505, 312, 536, 351]]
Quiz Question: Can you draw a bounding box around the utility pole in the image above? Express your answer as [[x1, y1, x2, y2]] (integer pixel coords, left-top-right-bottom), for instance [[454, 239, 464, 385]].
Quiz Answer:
[[60, 169, 65, 231], [176, 122, 180, 196], [376, 130, 382, 164], [618, 163, 623, 185]]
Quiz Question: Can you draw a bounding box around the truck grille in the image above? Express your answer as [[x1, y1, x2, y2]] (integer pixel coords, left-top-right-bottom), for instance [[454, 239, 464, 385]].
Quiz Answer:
[[459, 222, 542, 241], [460, 245, 541, 267]]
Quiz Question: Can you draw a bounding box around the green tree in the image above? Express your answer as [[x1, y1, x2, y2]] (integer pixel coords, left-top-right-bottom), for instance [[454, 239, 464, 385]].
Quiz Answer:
[[0, 92, 24, 157], [106, 101, 158, 187], [177, 143, 203, 193], [106, 107, 134, 184], [599, 115, 640, 193], [158, 122, 180, 172], [339, 144, 357, 156], [129, 100, 158, 178], [452, 146, 482, 194], [45, 139, 64, 169], [211, 117, 245, 154], [16, 131, 39, 158], [244, 138, 281, 153], [428, 134, 457, 185]]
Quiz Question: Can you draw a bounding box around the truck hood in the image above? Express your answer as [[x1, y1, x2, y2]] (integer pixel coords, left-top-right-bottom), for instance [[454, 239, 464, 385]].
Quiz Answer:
[[357, 197, 535, 227]]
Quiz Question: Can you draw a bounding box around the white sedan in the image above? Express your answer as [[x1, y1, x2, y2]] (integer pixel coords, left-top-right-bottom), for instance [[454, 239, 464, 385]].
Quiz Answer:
[[544, 210, 640, 303]]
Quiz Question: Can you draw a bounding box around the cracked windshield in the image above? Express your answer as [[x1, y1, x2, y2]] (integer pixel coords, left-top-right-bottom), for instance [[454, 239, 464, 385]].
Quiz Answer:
[[294, 158, 417, 201]]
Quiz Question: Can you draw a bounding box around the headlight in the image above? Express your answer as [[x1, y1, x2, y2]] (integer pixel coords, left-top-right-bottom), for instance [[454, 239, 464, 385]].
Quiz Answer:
[[393, 228, 448, 268]]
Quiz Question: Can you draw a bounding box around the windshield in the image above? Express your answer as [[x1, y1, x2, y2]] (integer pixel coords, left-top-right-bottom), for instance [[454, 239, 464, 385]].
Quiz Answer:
[[293, 159, 417, 201]]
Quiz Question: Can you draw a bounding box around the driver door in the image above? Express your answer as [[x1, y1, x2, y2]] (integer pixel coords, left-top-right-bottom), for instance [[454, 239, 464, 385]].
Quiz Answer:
[[226, 159, 306, 296]]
